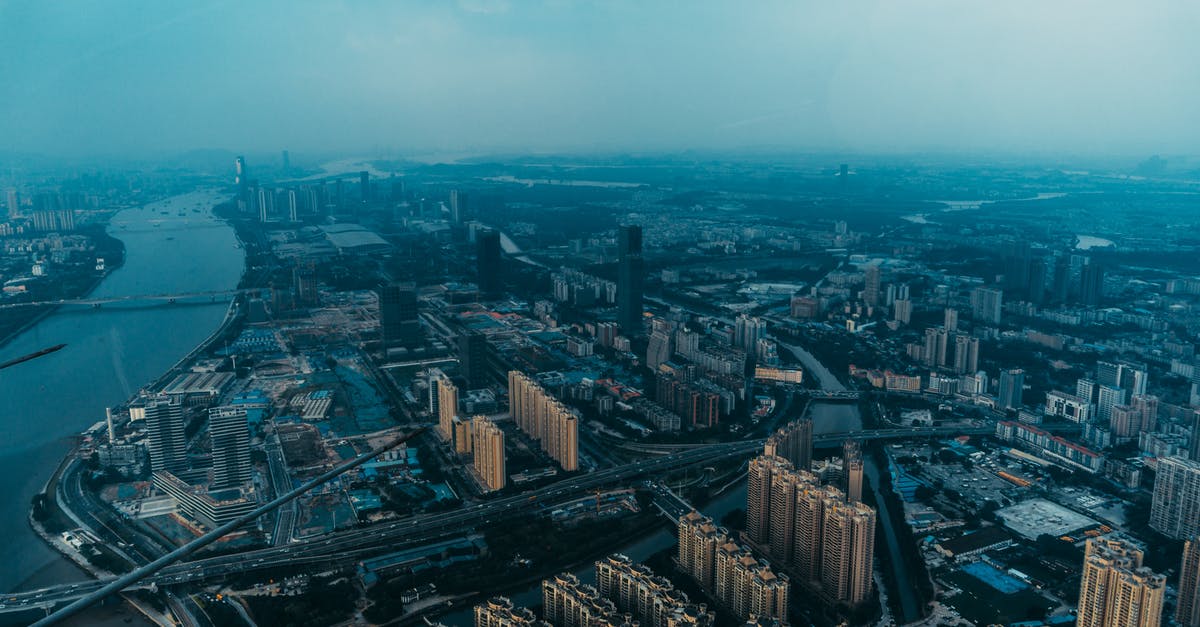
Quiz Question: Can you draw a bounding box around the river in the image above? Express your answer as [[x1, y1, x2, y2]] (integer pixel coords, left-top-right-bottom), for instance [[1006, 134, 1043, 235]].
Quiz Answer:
[[0, 189, 244, 593]]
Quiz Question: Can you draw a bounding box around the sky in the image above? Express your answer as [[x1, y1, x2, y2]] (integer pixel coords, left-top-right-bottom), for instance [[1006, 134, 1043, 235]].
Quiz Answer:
[[0, 0, 1197, 158]]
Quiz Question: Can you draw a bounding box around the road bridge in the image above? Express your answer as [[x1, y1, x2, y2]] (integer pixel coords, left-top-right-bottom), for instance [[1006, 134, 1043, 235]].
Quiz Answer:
[[0, 289, 260, 310]]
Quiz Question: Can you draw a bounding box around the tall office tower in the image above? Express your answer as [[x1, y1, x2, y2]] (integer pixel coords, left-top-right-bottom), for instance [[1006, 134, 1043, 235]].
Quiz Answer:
[[1077, 538, 1165, 627], [1180, 539, 1200, 627], [763, 418, 813, 471], [542, 572, 619, 627], [944, 308, 958, 332], [1080, 260, 1105, 307], [969, 286, 1004, 325], [842, 440, 864, 503], [1077, 377, 1099, 403], [617, 225, 645, 336], [507, 371, 579, 471], [893, 299, 912, 324], [474, 597, 548, 627], [449, 190, 468, 224], [733, 314, 767, 353], [998, 369, 1025, 410], [281, 150, 289, 172], [746, 455, 794, 545], [476, 229, 503, 299], [821, 499, 877, 605], [952, 334, 979, 374], [1150, 457, 1200, 540], [378, 282, 422, 348], [6, 189, 19, 220], [678, 511, 723, 590], [145, 396, 188, 474], [646, 325, 675, 370], [459, 332, 490, 390], [595, 554, 693, 627], [235, 156, 247, 194], [862, 264, 881, 307], [1097, 384, 1128, 424], [359, 170, 370, 202], [436, 374, 459, 442], [472, 417, 506, 491], [1027, 257, 1048, 305], [208, 406, 251, 490]]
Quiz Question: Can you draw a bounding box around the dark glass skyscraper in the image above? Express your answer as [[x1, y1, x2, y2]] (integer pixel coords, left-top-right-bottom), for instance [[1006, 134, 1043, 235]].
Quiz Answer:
[[617, 224, 644, 336], [378, 282, 421, 348], [476, 229, 502, 299], [458, 331, 490, 389]]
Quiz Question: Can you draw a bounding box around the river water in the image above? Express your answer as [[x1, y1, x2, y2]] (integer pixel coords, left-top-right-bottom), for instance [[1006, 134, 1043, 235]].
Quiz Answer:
[[0, 189, 243, 593]]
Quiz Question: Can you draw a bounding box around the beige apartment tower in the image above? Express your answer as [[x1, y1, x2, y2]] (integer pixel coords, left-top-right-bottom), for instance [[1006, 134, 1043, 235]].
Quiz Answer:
[[820, 499, 876, 605], [1077, 538, 1165, 627], [1177, 539, 1200, 627], [508, 371, 579, 471], [472, 416, 506, 491]]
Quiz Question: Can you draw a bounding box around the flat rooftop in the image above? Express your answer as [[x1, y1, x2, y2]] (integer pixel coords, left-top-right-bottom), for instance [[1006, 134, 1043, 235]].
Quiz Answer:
[[995, 497, 1099, 540]]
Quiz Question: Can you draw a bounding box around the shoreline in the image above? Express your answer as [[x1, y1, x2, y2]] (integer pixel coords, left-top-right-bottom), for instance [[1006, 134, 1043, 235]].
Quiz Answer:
[[19, 191, 248, 607], [0, 225, 127, 353]]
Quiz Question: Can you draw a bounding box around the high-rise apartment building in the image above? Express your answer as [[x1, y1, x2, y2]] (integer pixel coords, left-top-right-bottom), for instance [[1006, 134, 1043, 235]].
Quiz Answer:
[[542, 572, 619, 627], [862, 264, 881, 307], [1150, 457, 1200, 540], [145, 395, 187, 474], [208, 406, 251, 490], [952, 334, 979, 375], [746, 455, 794, 545], [474, 597, 550, 627], [595, 554, 693, 627], [970, 286, 1003, 324], [733, 314, 767, 354], [842, 440, 864, 503], [617, 225, 645, 336], [1179, 539, 1200, 627], [763, 418, 812, 471], [436, 374, 460, 443], [1076, 538, 1164, 627], [379, 282, 422, 348], [820, 499, 877, 605], [676, 512, 788, 623], [1097, 384, 1128, 424], [472, 416, 506, 491], [944, 307, 958, 332], [508, 371, 579, 471]]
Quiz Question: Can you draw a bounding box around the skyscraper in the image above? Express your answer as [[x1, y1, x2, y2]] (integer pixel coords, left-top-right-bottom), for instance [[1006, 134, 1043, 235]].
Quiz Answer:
[[6, 189, 19, 220], [378, 282, 422, 348], [820, 499, 877, 605], [763, 418, 812, 471], [477, 229, 503, 299], [1076, 538, 1165, 627], [449, 189, 468, 224], [733, 314, 766, 353], [209, 406, 251, 490], [436, 374, 459, 443], [1179, 539, 1200, 627], [1080, 260, 1105, 307], [472, 416, 506, 491], [1097, 384, 1128, 424], [508, 371, 579, 471], [145, 396, 187, 474], [998, 368, 1025, 410], [1150, 457, 1200, 540], [969, 286, 1003, 324], [617, 225, 644, 336], [862, 264, 881, 307], [842, 440, 864, 503], [359, 170, 371, 202], [459, 332, 490, 389], [944, 307, 958, 332], [746, 455, 793, 546], [234, 156, 247, 196]]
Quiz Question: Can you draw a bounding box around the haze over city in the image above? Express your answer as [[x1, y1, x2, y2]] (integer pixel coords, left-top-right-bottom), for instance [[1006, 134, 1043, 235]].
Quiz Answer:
[[2, 1, 1200, 157]]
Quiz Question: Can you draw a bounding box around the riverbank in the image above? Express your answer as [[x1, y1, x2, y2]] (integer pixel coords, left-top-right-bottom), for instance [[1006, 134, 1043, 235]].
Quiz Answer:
[[0, 224, 126, 351]]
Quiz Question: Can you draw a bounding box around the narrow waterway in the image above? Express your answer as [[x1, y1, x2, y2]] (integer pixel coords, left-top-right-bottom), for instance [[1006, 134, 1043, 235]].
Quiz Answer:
[[0, 189, 244, 593]]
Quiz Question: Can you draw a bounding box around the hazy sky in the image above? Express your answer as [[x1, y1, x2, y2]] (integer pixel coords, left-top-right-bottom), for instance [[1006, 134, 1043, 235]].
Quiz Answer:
[[1, 0, 1197, 158]]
